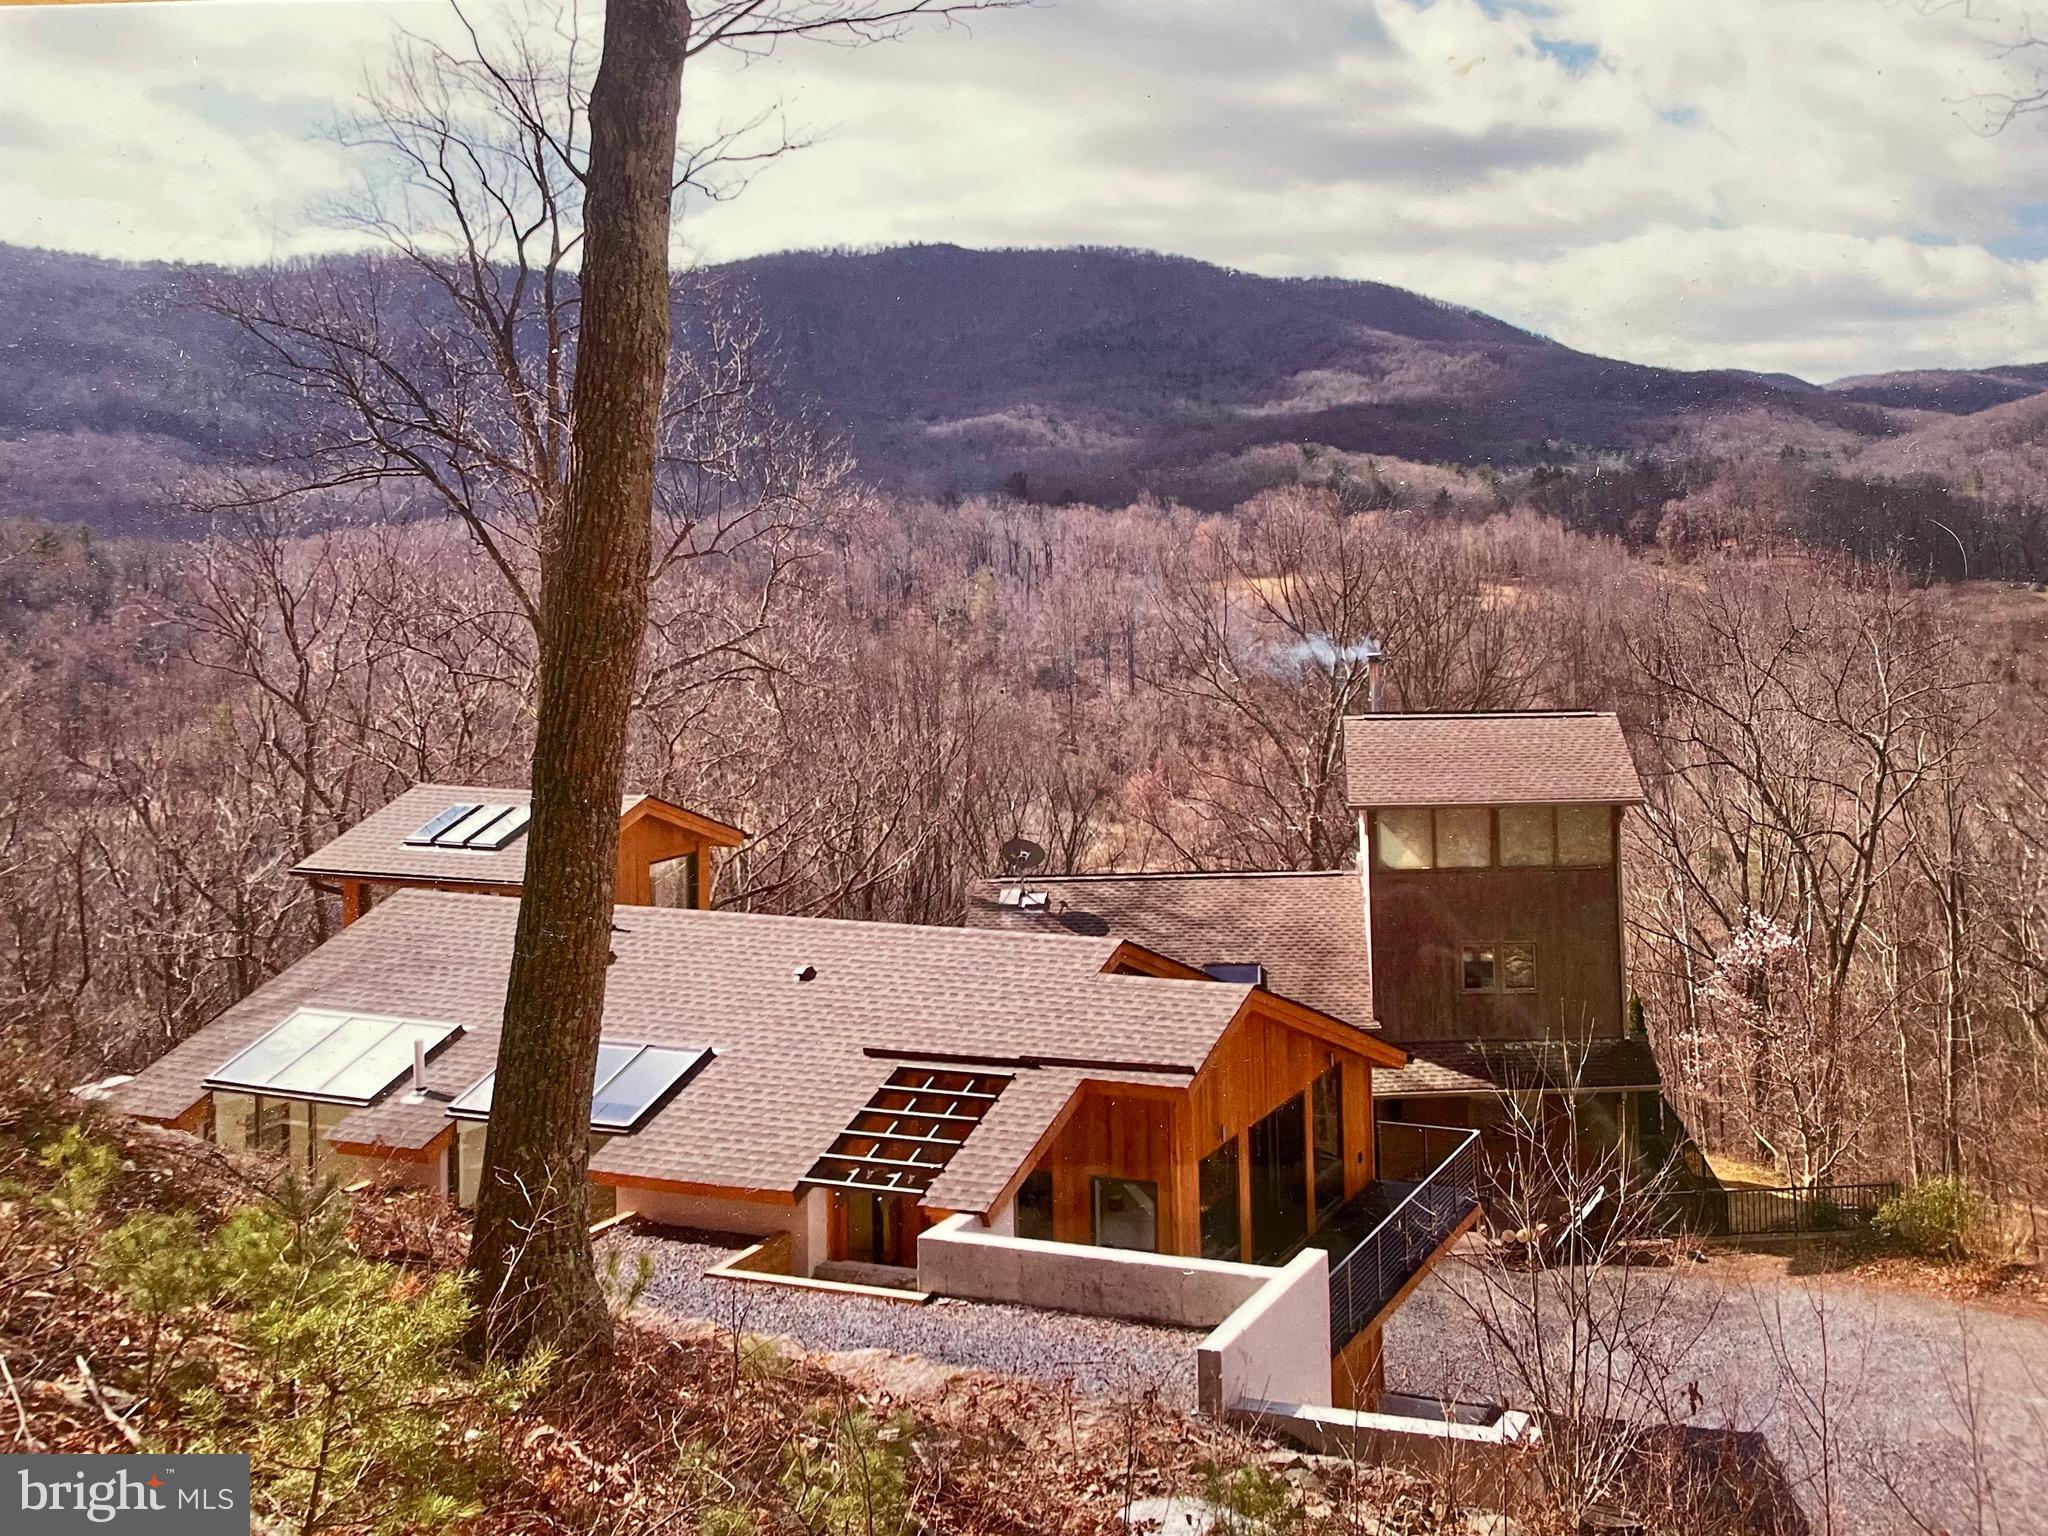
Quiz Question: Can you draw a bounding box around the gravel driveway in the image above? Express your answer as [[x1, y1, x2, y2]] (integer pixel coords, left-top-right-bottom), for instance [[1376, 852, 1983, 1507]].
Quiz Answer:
[[605, 1229, 1201, 1406], [1383, 1260, 2048, 1535]]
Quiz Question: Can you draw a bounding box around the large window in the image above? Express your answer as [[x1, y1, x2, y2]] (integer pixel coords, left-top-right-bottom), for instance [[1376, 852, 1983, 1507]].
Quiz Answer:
[[1375, 808, 1433, 869], [1198, 1141, 1241, 1261], [1556, 805, 1613, 867], [1015, 1169, 1055, 1241], [1092, 1177, 1159, 1252], [1376, 805, 1614, 870], [1434, 807, 1491, 868], [1312, 1066, 1346, 1218], [649, 851, 701, 908], [1498, 805, 1554, 866], [1247, 1097, 1309, 1263]]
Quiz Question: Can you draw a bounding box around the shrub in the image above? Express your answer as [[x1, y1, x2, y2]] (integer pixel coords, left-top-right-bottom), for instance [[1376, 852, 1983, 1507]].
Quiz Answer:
[[780, 1406, 914, 1536], [1873, 1177, 1994, 1260], [127, 1176, 542, 1534], [1201, 1464, 1302, 1536]]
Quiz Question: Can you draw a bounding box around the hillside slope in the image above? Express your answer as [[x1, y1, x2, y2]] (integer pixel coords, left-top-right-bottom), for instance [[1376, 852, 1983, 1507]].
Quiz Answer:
[[0, 240, 2035, 526]]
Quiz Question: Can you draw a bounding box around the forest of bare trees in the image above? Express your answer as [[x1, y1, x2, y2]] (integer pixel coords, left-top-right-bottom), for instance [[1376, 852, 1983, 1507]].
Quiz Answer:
[[3, 479, 2045, 1220]]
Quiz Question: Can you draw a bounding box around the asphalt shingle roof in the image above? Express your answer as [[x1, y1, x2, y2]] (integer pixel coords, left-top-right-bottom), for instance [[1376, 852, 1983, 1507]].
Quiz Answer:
[[1372, 1037, 1662, 1098], [289, 784, 742, 888], [110, 891, 1252, 1213], [1343, 712, 1644, 808], [964, 870, 1376, 1030]]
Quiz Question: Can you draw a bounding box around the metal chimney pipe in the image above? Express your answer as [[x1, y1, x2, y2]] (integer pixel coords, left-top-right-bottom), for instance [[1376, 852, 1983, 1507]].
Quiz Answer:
[[1365, 637, 1385, 713], [412, 1037, 427, 1095]]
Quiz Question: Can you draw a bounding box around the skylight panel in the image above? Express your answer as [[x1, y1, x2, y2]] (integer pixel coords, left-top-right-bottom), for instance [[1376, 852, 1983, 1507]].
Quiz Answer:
[[404, 804, 478, 847], [447, 1041, 710, 1133], [465, 804, 531, 850], [434, 803, 513, 847], [590, 1046, 711, 1132], [446, 1073, 495, 1120], [205, 1008, 463, 1107]]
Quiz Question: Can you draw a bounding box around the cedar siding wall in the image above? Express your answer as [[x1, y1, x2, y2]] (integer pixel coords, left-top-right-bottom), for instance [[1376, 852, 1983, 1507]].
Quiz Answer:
[[1027, 1004, 1379, 1261], [1034, 1087, 1185, 1249], [615, 812, 715, 908], [1366, 808, 1624, 1044]]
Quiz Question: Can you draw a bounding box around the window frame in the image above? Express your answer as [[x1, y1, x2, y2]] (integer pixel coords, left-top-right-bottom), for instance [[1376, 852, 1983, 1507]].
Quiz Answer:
[[1555, 804, 1614, 868], [1499, 941, 1539, 994], [1091, 1175, 1160, 1253], [1374, 807, 1435, 870], [1497, 804, 1556, 867], [1461, 946, 1498, 993], [1311, 1065, 1346, 1219]]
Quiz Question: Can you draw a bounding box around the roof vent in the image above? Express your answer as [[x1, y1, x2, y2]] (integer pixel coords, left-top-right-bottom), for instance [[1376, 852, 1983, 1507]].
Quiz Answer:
[[793, 964, 818, 983]]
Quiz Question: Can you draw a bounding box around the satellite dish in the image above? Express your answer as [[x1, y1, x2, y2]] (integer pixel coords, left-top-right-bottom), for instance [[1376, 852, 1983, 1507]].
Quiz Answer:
[[999, 837, 1047, 874]]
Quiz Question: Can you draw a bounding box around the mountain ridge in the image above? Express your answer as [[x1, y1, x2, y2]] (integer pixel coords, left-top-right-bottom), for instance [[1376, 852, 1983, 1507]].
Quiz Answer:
[[2, 239, 2045, 527]]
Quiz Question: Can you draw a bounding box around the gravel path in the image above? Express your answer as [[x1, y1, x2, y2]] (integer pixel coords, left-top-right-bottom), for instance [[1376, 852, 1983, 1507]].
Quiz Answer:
[[606, 1230, 1201, 1406], [1383, 1260, 2048, 1535]]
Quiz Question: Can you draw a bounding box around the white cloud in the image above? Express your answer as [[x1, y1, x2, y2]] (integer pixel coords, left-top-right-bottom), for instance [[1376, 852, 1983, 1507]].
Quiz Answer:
[[5, 0, 2048, 376]]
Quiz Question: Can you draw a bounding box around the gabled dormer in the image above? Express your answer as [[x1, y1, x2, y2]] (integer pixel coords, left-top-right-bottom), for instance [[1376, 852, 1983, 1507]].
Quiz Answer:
[[1343, 712, 1644, 1046], [292, 784, 747, 924]]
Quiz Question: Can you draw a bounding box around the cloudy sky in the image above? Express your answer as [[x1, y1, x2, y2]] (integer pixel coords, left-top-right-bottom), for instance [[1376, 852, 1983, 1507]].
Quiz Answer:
[[5, 0, 2048, 380]]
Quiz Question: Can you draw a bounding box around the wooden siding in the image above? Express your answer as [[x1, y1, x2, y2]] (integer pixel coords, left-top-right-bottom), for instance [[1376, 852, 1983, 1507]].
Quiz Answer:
[[616, 809, 715, 908], [1366, 807, 1624, 1043], [1033, 1086, 1186, 1249], [1023, 1000, 1380, 1260]]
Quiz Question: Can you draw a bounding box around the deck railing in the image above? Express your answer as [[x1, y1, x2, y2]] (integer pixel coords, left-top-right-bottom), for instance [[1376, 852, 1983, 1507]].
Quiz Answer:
[[1327, 1123, 1482, 1351], [1666, 1180, 1898, 1238]]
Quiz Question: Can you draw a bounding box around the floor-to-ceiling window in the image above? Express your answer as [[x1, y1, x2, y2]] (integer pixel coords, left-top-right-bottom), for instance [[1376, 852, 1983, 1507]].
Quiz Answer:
[[1312, 1065, 1346, 1220], [1198, 1139, 1242, 1261], [1248, 1096, 1308, 1262]]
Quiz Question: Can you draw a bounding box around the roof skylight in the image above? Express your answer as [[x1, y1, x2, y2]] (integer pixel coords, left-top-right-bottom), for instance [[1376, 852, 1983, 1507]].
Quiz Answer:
[[204, 1008, 463, 1107], [402, 801, 532, 851], [448, 1041, 711, 1134]]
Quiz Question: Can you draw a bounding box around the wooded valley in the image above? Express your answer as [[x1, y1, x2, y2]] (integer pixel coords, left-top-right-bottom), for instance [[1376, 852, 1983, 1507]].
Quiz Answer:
[[2, 478, 2043, 1218]]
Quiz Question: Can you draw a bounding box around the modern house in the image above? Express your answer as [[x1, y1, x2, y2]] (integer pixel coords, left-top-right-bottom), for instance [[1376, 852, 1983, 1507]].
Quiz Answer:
[[968, 711, 1660, 1173], [289, 783, 747, 922], [109, 781, 1485, 1408]]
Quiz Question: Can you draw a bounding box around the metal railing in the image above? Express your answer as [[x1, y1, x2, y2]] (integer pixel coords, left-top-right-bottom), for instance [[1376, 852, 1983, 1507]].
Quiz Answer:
[[1327, 1123, 1483, 1351], [1666, 1180, 1898, 1238]]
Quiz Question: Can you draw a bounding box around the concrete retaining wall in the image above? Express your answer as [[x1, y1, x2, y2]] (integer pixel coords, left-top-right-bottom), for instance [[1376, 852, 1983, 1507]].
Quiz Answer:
[[1233, 1398, 1541, 1507], [1195, 1249, 1331, 1414], [918, 1213, 1277, 1328], [614, 1187, 829, 1275], [919, 1214, 1339, 1414]]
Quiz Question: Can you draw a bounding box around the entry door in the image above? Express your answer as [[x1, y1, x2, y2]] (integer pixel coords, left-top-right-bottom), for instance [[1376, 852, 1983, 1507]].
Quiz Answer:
[[1247, 1096, 1309, 1262]]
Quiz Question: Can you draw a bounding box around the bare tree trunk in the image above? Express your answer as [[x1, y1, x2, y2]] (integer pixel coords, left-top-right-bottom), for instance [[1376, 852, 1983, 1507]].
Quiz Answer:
[[467, 0, 691, 1371]]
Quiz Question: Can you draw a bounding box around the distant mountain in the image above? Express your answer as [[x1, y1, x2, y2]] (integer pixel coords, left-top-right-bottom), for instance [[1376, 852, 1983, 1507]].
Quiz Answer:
[[1852, 387, 2048, 501], [1825, 365, 2048, 416], [714, 245, 1898, 504], [3, 239, 2045, 529]]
